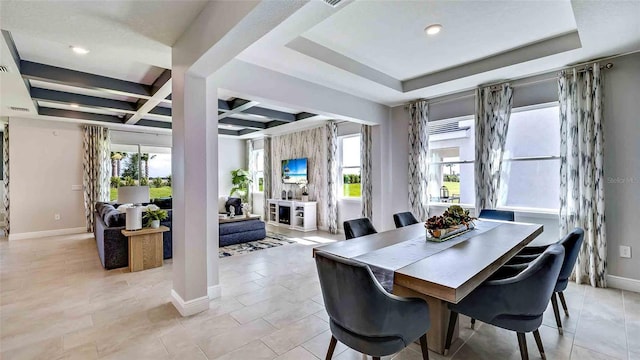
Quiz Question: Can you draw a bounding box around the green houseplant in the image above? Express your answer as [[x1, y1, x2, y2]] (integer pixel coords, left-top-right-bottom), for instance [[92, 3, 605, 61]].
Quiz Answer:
[[144, 209, 168, 229], [229, 169, 252, 203]]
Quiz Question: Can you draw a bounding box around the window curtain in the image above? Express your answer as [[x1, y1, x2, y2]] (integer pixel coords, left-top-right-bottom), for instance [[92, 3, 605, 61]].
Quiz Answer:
[[408, 100, 429, 221], [262, 137, 272, 219], [360, 124, 373, 220], [246, 139, 254, 211], [326, 121, 339, 234], [474, 83, 513, 215], [2, 124, 9, 235], [559, 65, 606, 287], [82, 125, 111, 232]]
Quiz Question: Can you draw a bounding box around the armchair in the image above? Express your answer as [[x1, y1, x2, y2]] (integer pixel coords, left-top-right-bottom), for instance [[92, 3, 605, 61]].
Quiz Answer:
[[315, 251, 431, 360]]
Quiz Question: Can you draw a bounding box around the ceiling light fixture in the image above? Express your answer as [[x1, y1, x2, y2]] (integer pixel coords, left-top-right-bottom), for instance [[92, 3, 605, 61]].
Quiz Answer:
[[70, 46, 90, 55], [424, 24, 443, 36]]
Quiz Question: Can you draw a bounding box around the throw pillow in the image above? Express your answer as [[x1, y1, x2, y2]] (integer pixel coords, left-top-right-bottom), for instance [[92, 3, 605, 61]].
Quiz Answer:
[[104, 209, 126, 227], [225, 198, 242, 216]]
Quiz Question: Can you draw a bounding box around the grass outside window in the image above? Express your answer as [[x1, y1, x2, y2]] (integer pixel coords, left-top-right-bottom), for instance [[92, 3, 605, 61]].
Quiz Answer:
[[110, 186, 172, 202]]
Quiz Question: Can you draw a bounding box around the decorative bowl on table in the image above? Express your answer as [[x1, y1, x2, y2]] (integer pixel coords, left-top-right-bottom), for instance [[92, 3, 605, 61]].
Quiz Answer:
[[425, 205, 476, 242]]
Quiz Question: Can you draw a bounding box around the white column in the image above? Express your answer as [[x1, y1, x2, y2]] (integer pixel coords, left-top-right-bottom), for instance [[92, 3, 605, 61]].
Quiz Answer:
[[170, 67, 219, 316]]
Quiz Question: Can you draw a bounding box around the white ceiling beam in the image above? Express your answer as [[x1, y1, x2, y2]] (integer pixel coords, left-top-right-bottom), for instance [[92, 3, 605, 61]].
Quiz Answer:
[[125, 70, 172, 125]]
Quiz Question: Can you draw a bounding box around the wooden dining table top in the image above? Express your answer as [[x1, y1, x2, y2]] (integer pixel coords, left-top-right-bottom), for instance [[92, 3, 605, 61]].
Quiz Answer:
[[313, 220, 543, 303]]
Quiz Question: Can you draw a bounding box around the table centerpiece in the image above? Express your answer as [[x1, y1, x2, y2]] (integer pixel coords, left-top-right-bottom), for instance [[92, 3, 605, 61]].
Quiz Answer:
[[425, 205, 476, 242]]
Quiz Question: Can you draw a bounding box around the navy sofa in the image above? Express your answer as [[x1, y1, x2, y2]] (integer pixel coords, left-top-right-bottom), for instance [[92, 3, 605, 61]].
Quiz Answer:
[[94, 200, 172, 269]]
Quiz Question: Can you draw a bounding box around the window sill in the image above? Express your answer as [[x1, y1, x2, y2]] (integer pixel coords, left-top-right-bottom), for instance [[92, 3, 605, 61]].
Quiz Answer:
[[338, 197, 362, 203], [428, 203, 559, 219]]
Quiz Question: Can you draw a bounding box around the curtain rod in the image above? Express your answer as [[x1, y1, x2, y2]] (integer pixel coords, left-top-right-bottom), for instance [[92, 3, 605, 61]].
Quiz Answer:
[[403, 49, 634, 109]]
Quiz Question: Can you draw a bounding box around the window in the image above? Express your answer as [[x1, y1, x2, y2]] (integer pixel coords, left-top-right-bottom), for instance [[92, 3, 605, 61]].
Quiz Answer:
[[498, 104, 560, 210], [110, 145, 172, 201], [339, 135, 361, 198], [252, 149, 264, 192], [427, 117, 475, 205]]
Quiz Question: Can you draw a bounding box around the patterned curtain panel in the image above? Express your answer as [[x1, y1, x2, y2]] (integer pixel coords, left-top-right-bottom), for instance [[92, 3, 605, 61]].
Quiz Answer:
[[262, 137, 272, 220], [82, 125, 111, 232], [326, 121, 339, 234], [2, 124, 9, 235], [408, 100, 429, 221], [474, 84, 513, 215], [360, 125, 373, 220], [559, 65, 606, 287], [246, 139, 254, 210]]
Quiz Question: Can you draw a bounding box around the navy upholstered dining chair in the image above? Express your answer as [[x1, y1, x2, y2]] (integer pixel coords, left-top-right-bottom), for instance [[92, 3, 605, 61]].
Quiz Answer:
[[393, 212, 419, 228], [504, 228, 585, 335], [343, 218, 377, 240], [478, 209, 515, 222], [315, 251, 431, 360], [444, 244, 565, 360]]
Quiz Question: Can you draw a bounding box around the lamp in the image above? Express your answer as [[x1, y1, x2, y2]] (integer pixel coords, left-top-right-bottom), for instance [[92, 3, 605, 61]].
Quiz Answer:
[[118, 186, 150, 230]]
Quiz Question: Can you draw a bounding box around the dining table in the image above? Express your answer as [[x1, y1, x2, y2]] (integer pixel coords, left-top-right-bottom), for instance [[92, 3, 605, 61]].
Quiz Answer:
[[313, 219, 543, 354]]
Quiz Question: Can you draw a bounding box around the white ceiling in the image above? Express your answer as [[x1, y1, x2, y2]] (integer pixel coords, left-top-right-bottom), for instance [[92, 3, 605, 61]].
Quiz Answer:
[[238, 0, 640, 106], [0, 0, 208, 77], [304, 1, 577, 81]]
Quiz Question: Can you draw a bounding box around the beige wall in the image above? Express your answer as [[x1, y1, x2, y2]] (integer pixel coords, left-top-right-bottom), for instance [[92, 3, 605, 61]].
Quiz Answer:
[[9, 118, 85, 235]]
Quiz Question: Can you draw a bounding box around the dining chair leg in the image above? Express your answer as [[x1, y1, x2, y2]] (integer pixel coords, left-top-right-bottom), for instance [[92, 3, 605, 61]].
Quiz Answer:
[[533, 329, 546, 360], [325, 336, 337, 360], [419, 333, 430, 360], [558, 291, 569, 316], [444, 311, 458, 355], [470, 318, 476, 329], [516, 332, 529, 360], [550, 292, 563, 335]]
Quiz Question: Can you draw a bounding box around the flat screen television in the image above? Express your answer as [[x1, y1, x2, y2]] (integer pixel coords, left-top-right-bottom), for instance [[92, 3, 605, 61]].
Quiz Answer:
[[281, 158, 308, 184]]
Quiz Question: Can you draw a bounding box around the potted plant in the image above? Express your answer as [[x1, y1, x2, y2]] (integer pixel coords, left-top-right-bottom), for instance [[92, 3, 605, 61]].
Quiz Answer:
[[297, 179, 309, 201], [230, 169, 253, 203], [424, 205, 476, 242], [144, 209, 168, 229]]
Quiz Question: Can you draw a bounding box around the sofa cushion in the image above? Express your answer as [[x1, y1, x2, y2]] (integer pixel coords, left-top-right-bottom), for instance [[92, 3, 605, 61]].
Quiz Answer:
[[219, 219, 265, 235], [104, 209, 126, 227], [225, 198, 243, 215]]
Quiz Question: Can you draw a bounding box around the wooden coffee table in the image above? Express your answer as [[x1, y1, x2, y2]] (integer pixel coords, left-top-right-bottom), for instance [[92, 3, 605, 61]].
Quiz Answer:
[[218, 214, 261, 223], [121, 226, 169, 272]]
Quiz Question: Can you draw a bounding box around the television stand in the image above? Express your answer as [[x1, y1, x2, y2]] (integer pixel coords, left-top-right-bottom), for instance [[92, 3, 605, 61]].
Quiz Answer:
[[267, 199, 317, 232]]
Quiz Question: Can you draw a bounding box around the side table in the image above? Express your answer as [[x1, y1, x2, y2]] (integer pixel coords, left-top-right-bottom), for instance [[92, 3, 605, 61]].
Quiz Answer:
[[121, 226, 169, 272]]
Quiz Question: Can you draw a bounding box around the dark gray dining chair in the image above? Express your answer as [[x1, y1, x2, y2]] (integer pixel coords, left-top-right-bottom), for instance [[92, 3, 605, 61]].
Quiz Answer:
[[315, 251, 431, 360], [503, 228, 585, 335], [393, 212, 419, 228], [478, 209, 515, 222], [445, 244, 565, 360], [343, 218, 377, 240]]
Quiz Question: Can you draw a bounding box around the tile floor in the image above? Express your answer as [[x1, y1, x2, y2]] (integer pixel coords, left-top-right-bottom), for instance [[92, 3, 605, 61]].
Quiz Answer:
[[0, 226, 638, 360]]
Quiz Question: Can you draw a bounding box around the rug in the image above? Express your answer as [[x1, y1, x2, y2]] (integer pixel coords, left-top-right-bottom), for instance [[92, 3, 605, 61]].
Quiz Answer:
[[219, 232, 297, 258]]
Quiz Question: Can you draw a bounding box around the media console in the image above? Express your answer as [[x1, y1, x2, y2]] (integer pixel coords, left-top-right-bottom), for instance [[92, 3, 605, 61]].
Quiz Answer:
[[267, 199, 317, 232]]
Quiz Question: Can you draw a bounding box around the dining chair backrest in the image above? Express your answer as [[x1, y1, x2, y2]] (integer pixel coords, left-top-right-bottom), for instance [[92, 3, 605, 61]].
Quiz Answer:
[[489, 244, 565, 316], [315, 251, 400, 337], [393, 212, 419, 228], [478, 209, 515, 222], [556, 228, 585, 288], [343, 218, 377, 240]]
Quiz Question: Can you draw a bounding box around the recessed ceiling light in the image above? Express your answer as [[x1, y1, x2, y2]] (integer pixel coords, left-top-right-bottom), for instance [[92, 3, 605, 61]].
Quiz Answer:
[[70, 103, 80, 108], [424, 24, 443, 36], [70, 46, 90, 55]]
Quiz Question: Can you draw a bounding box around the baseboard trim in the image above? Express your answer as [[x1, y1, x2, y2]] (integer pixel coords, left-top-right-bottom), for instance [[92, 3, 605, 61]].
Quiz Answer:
[[208, 284, 222, 300], [8, 227, 86, 241], [607, 275, 640, 293], [170, 289, 209, 317]]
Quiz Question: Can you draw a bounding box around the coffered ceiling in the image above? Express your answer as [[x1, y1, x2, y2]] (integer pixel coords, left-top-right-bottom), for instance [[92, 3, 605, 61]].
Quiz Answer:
[[1, 0, 639, 134]]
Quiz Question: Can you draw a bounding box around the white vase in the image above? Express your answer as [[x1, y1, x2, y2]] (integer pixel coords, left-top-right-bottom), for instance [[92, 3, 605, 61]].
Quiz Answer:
[[301, 195, 309, 202], [150, 220, 160, 229]]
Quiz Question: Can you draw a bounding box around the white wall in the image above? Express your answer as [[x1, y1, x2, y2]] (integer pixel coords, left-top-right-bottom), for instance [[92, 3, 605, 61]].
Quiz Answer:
[[9, 118, 85, 236], [603, 52, 640, 281], [218, 137, 246, 197]]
